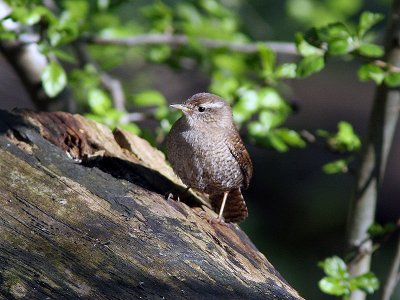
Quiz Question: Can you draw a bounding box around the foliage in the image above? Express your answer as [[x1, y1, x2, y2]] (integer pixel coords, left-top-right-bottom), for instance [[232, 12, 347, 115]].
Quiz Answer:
[[318, 256, 380, 299], [0, 1, 388, 154], [368, 222, 397, 238], [317, 121, 361, 174]]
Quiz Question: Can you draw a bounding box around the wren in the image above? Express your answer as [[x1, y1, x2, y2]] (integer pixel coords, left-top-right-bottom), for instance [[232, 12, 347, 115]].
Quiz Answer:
[[166, 93, 253, 223]]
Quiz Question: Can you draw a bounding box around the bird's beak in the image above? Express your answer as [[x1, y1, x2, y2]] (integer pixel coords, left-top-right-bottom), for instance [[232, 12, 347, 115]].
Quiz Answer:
[[170, 104, 191, 112]]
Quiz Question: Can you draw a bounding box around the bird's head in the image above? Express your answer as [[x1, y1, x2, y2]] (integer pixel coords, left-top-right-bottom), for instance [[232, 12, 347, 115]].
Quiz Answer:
[[170, 93, 234, 128]]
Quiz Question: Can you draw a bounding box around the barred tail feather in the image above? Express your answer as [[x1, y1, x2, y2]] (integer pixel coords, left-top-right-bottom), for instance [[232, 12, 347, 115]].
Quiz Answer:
[[210, 188, 248, 223]]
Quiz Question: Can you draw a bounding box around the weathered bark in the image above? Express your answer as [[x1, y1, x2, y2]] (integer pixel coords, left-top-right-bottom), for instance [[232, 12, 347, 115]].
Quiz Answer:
[[0, 110, 302, 300]]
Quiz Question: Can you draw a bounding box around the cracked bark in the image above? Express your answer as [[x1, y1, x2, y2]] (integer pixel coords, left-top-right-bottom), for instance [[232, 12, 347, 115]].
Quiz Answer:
[[0, 110, 302, 300]]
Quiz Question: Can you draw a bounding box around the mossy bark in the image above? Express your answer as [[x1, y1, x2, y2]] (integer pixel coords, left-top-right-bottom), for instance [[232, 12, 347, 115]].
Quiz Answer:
[[0, 110, 302, 300]]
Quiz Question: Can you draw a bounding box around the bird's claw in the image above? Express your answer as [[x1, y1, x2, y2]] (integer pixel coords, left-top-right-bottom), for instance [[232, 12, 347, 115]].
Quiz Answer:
[[166, 193, 180, 202]]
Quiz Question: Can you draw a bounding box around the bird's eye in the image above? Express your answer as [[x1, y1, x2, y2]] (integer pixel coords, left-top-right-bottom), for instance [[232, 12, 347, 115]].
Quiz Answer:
[[198, 106, 205, 112]]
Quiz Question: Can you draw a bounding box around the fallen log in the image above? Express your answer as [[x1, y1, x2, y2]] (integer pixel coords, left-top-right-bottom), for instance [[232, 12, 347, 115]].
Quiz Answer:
[[0, 109, 303, 300]]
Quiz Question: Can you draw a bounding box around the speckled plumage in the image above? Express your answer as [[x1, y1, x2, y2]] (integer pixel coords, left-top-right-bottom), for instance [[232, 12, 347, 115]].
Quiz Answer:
[[166, 93, 253, 223]]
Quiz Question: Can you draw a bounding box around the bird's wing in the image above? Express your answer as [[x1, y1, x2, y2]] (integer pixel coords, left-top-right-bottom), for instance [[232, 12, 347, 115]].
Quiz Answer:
[[226, 131, 253, 189]]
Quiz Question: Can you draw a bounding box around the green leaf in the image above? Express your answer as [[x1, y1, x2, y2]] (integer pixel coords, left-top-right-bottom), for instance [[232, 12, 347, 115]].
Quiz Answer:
[[11, 6, 52, 25], [52, 49, 76, 64], [210, 73, 239, 99], [384, 71, 400, 87], [328, 39, 351, 55], [358, 43, 384, 58], [295, 32, 324, 56], [319, 277, 349, 296], [321, 23, 353, 55], [132, 90, 166, 107], [41, 61, 67, 97], [97, 0, 110, 10], [259, 110, 279, 130], [351, 272, 380, 294], [275, 63, 297, 79], [358, 12, 384, 38], [88, 88, 112, 115], [323, 159, 348, 174], [276, 129, 306, 148], [258, 44, 276, 79], [368, 222, 397, 237], [268, 133, 288, 152], [296, 55, 325, 78], [358, 63, 385, 85], [148, 45, 171, 63], [334, 121, 361, 152], [233, 88, 259, 124], [247, 121, 267, 138], [318, 256, 348, 278], [258, 87, 286, 110]]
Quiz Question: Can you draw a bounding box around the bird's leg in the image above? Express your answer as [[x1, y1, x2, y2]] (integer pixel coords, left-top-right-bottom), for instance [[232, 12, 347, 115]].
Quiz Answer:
[[218, 191, 229, 221], [166, 186, 191, 202]]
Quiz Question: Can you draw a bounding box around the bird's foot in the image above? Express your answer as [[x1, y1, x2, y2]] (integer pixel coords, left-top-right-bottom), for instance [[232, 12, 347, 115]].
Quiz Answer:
[[166, 193, 180, 202], [208, 216, 226, 225], [195, 210, 226, 225]]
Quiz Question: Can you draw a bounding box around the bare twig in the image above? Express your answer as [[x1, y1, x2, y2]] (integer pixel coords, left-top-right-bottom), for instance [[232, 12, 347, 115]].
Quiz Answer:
[[72, 42, 127, 112], [99, 73, 126, 112], [87, 34, 298, 56], [374, 59, 400, 73], [346, 1, 400, 300], [119, 112, 153, 123]]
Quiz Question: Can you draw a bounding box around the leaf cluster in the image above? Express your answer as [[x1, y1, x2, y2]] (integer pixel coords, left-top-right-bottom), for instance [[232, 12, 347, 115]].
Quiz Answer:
[[318, 256, 379, 298]]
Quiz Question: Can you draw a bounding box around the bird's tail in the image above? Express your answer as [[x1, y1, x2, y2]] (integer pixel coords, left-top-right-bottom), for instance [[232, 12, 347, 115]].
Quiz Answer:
[[209, 188, 248, 223]]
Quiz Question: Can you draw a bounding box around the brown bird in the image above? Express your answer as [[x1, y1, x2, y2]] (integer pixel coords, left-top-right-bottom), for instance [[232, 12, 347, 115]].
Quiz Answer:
[[166, 93, 253, 223]]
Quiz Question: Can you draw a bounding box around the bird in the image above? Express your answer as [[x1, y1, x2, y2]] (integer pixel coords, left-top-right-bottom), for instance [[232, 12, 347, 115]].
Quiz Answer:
[[166, 93, 253, 223]]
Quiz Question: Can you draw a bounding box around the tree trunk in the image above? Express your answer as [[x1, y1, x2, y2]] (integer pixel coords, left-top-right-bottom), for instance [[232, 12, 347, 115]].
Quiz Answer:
[[0, 109, 302, 300], [346, 1, 400, 299]]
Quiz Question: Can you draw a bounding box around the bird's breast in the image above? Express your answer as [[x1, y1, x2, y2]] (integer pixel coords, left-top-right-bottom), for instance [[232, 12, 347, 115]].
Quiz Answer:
[[166, 127, 243, 193]]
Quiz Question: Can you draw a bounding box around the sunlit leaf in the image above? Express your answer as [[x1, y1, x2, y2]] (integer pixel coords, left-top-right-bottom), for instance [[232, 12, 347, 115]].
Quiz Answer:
[[275, 63, 297, 79], [358, 63, 385, 84], [334, 121, 361, 152], [258, 87, 285, 110], [296, 55, 325, 78], [358, 12, 384, 38], [318, 256, 348, 278], [351, 272, 380, 294], [132, 90, 166, 106], [258, 44, 276, 79], [384, 71, 400, 87], [319, 277, 349, 296], [41, 61, 67, 97], [275, 129, 306, 148], [358, 43, 384, 58], [268, 132, 289, 152], [328, 38, 352, 55], [88, 88, 112, 115], [295, 32, 324, 56], [323, 159, 348, 174]]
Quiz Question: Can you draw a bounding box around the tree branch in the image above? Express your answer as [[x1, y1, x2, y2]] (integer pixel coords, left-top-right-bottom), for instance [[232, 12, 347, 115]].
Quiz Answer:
[[72, 42, 127, 112], [87, 34, 298, 55], [346, 1, 400, 300], [381, 232, 400, 300]]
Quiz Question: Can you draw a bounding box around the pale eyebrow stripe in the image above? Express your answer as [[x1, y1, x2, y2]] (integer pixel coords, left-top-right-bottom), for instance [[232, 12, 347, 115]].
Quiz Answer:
[[203, 102, 224, 108]]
